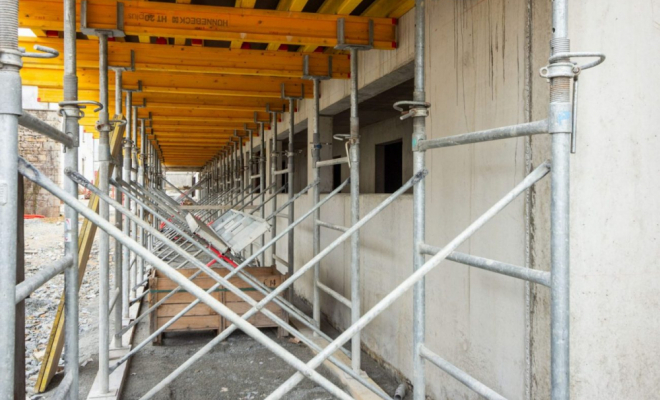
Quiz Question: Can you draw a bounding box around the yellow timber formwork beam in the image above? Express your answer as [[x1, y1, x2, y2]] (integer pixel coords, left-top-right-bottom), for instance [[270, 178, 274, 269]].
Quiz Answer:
[[18, 0, 397, 50], [299, 0, 414, 53], [173, 0, 192, 45], [362, 0, 415, 18], [266, 0, 310, 51], [230, 0, 257, 49], [36, 88, 290, 113], [19, 37, 350, 78], [136, 109, 271, 120], [298, 0, 364, 52], [149, 126, 262, 133], [21, 67, 312, 98]]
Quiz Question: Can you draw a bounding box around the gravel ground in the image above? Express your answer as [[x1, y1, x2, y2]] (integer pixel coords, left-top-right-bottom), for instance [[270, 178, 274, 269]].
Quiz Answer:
[[23, 217, 105, 399]]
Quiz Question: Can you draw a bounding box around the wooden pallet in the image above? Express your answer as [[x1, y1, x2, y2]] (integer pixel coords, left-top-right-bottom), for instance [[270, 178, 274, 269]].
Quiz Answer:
[[149, 266, 288, 344]]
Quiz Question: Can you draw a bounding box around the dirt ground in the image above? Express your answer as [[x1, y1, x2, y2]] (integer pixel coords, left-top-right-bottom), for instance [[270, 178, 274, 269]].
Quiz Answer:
[[26, 219, 409, 400]]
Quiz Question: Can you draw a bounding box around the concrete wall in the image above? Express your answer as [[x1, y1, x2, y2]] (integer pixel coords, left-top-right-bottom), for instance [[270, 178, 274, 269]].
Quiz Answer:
[[529, 0, 660, 398], [245, 1, 660, 398]]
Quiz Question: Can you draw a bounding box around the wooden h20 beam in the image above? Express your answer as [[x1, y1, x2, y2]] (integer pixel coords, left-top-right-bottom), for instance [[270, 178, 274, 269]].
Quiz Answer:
[[18, 37, 350, 79], [36, 88, 290, 113], [19, 0, 397, 49], [21, 67, 312, 99]]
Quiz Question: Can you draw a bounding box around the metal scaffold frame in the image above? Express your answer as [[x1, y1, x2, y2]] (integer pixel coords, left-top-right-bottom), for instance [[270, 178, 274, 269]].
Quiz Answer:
[[0, 0, 605, 398], [400, 1, 604, 399]]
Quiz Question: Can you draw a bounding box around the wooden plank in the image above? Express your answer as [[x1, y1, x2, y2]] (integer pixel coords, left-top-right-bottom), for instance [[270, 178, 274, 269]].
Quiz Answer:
[[15, 175, 25, 399], [157, 315, 221, 331], [35, 118, 125, 393], [157, 303, 216, 317]]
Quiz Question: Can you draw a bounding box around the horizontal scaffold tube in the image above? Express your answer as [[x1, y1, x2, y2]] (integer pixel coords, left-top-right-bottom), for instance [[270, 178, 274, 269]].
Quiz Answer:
[[419, 345, 507, 400], [317, 281, 352, 308], [17, 157, 353, 400], [416, 119, 549, 151], [15, 255, 74, 304], [18, 111, 75, 147], [315, 157, 348, 168], [419, 244, 552, 287], [266, 162, 551, 399]]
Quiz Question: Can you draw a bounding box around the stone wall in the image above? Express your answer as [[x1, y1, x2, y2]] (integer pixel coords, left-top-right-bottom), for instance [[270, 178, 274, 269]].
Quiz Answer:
[[18, 110, 62, 218]]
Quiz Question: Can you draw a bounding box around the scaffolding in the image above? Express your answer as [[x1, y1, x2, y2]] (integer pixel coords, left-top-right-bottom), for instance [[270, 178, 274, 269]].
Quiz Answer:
[[0, 0, 606, 399]]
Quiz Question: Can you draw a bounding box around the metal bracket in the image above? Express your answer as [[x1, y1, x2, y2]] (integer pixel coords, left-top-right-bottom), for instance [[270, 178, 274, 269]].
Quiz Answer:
[[253, 112, 271, 125], [109, 50, 135, 72], [21, 45, 60, 59], [122, 80, 143, 94], [133, 98, 147, 109], [0, 45, 59, 68], [281, 83, 305, 101], [58, 100, 104, 120], [393, 101, 431, 120], [335, 18, 374, 50], [540, 51, 606, 153], [539, 52, 605, 79], [302, 55, 332, 81], [109, 118, 127, 126], [81, 0, 125, 37]]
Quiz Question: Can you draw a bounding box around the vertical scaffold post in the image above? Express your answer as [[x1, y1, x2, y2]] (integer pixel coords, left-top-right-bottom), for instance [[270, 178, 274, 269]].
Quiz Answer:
[[254, 112, 270, 267], [0, 0, 22, 395], [238, 133, 246, 222], [122, 82, 141, 305], [96, 31, 112, 394], [411, 1, 428, 398], [302, 54, 332, 335], [131, 100, 145, 295], [247, 125, 255, 256], [62, 0, 80, 395], [335, 16, 374, 372], [280, 84, 304, 302], [109, 65, 124, 348], [549, 1, 571, 398], [137, 115, 149, 284], [267, 104, 284, 266]]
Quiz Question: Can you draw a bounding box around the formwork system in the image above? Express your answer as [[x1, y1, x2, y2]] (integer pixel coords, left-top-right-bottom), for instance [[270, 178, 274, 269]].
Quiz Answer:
[[0, 0, 606, 399]]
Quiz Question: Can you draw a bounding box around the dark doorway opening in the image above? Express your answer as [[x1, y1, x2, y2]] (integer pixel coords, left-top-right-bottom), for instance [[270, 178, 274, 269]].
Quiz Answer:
[[332, 156, 342, 190], [375, 139, 403, 194]]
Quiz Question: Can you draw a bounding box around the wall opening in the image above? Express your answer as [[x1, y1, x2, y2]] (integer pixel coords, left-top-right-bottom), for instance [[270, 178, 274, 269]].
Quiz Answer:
[[332, 156, 342, 190], [375, 139, 403, 193], [331, 78, 414, 194]]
